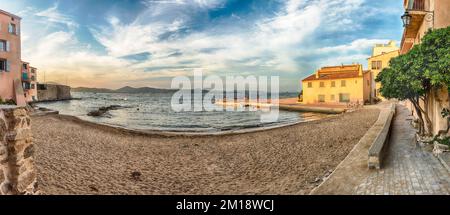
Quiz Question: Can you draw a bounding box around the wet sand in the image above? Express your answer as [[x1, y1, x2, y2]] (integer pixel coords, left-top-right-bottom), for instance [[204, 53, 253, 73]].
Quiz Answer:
[[29, 108, 379, 195]]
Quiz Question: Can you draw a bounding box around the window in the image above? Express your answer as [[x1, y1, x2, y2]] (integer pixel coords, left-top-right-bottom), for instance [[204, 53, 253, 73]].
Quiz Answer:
[[341, 80, 346, 87], [38, 84, 48, 90], [318, 95, 325, 103], [23, 64, 28, 70], [371, 61, 382, 70], [0, 40, 9, 52], [31, 84, 36, 89], [331, 81, 336, 87], [0, 59, 10, 72], [320, 82, 325, 87], [307, 82, 312, 88], [23, 82, 31, 90], [339, 93, 350, 103], [330, 94, 335, 101], [8, 23, 18, 35]]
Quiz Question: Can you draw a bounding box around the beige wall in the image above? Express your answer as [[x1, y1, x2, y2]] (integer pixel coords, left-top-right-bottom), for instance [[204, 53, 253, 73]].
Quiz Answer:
[[0, 11, 21, 101], [434, 0, 450, 29], [37, 84, 72, 102]]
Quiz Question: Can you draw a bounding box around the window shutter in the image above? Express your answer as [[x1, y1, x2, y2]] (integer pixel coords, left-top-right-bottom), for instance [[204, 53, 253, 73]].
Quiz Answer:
[[8, 23, 12, 33], [16, 26, 19, 35], [6, 41, 10, 52], [6, 61, 10, 72]]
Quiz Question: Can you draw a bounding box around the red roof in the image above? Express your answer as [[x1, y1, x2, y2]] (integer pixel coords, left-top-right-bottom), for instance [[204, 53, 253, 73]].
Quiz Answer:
[[302, 64, 363, 81]]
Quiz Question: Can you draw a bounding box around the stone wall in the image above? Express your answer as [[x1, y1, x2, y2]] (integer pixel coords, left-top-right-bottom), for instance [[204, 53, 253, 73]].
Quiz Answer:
[[0, 106, 38, 195], [37, 84, 72, 102]]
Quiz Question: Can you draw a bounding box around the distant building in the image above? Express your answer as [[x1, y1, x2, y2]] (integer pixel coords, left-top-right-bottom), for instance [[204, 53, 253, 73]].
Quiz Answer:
[[0, 9, 40, 105], [37, 83, 72, 102], [0, 9, 25, 105], [301, 64, 372, 105], [367, 41, 399, 99], [21, 62, 38, 102]]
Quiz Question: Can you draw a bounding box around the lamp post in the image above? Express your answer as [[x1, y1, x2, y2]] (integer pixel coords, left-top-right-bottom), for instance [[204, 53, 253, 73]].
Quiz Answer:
[[401, 11, 412, 27]]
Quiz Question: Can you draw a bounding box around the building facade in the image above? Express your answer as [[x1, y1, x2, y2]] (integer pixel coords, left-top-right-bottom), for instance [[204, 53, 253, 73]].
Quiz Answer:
[[367, 41, 399, 99], [21, 62, 38, 102], [400, 0, 450, 135], [0, 9, 23, 104], [301, 64, 372, 105]]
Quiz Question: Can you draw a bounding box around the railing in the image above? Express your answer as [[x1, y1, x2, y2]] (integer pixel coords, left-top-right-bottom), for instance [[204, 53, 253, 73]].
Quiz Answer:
[[407, 0, 425, 11]]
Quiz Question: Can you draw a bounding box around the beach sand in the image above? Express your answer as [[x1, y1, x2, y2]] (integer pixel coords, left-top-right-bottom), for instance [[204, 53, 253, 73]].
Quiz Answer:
[[25, 108, 379, 195]]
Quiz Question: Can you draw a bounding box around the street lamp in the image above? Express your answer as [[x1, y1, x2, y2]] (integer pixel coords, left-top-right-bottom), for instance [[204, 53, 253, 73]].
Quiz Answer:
[[401, 11, 412, 27]]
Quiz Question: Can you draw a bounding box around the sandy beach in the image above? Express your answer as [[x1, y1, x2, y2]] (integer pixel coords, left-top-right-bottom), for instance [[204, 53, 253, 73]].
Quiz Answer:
[[27, 108, 379, 195]]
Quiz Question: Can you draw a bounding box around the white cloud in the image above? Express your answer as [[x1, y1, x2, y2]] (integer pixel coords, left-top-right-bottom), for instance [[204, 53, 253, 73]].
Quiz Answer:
[[144, 0, 225, 8], [17, 0, 400, 91], [35, 3, 79, 29], [316, 39, 390, 54]]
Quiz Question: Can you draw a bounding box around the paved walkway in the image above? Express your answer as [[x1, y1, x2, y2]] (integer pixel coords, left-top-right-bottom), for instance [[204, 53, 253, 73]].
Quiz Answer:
[[311, 104, 450, 195]]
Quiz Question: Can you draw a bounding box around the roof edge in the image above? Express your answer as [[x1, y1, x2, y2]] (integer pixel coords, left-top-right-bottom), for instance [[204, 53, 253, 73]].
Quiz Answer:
[[367, 50, 400, 59], [0, 9, 22, 20]]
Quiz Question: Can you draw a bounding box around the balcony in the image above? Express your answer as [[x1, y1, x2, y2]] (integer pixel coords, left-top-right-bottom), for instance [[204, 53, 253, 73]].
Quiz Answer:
[[400, 0, 429, 54], [22, 72, 30, 82]]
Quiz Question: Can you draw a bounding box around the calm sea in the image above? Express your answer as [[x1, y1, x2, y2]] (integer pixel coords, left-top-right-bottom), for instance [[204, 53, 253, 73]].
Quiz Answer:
[[36, 92, 328, 133]]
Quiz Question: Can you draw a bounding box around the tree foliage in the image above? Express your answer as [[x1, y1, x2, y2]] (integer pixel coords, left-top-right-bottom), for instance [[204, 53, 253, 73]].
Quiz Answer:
[[376, 26, 450, 135], [419, 27, 450, 89]]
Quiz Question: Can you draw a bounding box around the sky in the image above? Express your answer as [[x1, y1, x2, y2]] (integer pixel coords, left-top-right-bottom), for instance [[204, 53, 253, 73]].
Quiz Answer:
[[0, 0, 405, 92]]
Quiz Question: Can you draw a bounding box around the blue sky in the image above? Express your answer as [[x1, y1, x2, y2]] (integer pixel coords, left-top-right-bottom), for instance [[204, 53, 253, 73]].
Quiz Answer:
[[0, 0, 405, 91]]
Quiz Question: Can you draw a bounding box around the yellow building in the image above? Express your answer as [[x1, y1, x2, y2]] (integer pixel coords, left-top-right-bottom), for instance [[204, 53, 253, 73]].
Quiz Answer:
[[301, 64, 372, 105], [367, 41, 399, 99]]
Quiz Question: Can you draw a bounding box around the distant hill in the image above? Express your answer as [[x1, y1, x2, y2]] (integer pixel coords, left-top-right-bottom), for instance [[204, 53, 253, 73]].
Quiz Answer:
[[72, 86, 177, 94], [71, 87, 114, 93], [115, 86, 177, 93]]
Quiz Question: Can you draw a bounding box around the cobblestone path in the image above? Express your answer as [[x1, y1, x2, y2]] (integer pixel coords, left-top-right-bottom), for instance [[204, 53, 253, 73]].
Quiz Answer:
[[355, 105, 450, 195]]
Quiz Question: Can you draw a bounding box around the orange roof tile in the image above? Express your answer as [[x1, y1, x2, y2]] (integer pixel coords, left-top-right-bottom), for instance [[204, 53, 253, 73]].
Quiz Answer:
[[302, 64, 363, 81]]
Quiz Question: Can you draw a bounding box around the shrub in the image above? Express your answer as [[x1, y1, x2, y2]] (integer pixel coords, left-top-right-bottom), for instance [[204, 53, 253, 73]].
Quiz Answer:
[[0, 97, 17, 105], [436, 136, 450, 147]]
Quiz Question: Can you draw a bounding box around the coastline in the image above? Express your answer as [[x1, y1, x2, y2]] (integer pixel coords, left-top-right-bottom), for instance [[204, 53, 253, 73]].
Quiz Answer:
[[29, 108, 380, 194], [37, 112, 339, 137]]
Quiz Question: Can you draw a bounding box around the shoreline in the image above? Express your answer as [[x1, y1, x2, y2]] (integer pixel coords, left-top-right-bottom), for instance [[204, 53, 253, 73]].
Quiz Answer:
[[30, 108, 380, 194], [35, 112, 339, 137]]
